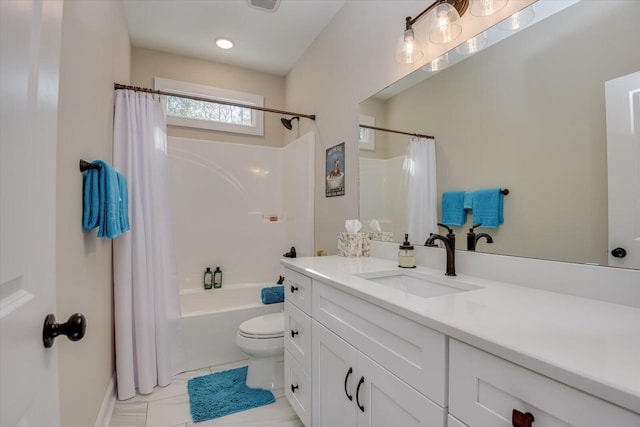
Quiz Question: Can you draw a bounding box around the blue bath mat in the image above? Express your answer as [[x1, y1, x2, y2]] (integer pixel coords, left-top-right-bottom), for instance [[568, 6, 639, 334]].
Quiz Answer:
[[187, 366, 275, 423]]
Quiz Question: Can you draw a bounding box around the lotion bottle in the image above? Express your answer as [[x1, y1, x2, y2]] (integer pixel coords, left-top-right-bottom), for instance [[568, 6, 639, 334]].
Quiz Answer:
[[398, 234, 416, 268]]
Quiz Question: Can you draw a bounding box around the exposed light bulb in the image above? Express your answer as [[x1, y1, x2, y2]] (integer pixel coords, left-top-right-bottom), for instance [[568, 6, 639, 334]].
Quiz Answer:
[[456, 32, 488, 55], [396, 26, 423, 64], [498, 6, 535, 31], [421, 52, 449, 72], [470, 0, 509, 17], [429, 3, 462, 44]]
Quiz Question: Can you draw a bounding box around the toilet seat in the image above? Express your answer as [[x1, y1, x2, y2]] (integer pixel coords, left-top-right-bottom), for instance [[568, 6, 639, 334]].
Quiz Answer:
[[238, 312, 284, 339]]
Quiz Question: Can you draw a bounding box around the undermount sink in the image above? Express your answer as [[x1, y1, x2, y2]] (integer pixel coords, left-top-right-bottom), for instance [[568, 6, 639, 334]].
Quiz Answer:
[[355, 270, 482, 299]]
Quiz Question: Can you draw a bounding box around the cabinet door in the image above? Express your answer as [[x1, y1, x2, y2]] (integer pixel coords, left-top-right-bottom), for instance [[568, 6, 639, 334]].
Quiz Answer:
[[312, 321, 358, 427], [357, 352, 446, 427]]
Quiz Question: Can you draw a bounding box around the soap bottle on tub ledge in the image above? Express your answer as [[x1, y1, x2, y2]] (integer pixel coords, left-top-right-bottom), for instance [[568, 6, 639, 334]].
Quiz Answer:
[[213, 267, 222, 289], [398, 234, 416, 268], [204, 267, 213, 290]]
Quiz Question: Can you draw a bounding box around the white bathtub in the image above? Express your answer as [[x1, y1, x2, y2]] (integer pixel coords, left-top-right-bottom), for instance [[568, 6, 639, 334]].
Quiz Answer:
[[180, 283, 283, 371]]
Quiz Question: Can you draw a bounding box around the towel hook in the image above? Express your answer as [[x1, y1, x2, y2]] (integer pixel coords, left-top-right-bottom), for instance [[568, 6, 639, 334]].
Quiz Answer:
[[79, 159, 102, 172]]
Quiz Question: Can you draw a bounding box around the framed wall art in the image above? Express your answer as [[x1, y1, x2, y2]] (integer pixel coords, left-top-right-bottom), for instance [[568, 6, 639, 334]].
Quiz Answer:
[[325, 142, 345, 197]]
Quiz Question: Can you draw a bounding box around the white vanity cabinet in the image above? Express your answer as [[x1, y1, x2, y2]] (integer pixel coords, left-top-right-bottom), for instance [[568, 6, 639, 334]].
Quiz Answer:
[[284, 268, 313, 427], [312, 320, 445, 427], [311, 279, 447, 426], [448, 339, 640, 427]]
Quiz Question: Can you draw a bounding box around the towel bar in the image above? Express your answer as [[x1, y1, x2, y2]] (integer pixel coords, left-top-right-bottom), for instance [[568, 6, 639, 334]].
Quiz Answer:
[[500, 189, 509, 195], [79, 159, 102, 172]]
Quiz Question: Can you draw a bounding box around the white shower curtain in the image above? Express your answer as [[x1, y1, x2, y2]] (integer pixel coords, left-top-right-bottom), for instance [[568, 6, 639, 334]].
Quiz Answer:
[[113, 90, 185, 400], [403, 137, 438, 243]]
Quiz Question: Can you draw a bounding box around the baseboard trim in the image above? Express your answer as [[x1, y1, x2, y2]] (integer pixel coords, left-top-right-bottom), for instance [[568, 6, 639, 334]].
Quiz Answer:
[[94, 373, 116, 427]]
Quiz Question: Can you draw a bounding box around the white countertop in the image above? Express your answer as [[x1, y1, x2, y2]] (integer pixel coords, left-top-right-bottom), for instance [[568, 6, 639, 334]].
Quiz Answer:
[[282, 256, 640, 413]]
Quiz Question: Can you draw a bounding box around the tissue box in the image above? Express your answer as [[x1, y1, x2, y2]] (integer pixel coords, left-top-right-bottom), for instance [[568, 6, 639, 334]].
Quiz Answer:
[[337, 232, 370, 257], [367, 231, 394, 242]]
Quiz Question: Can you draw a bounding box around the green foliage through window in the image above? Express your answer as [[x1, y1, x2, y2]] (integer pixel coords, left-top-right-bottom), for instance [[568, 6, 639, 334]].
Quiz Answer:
[[167, 96, 253, 126]]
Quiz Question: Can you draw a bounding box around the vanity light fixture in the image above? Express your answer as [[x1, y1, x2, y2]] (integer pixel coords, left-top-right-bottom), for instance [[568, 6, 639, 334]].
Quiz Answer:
[[469, 0, 508, 17], [498, 5, 535, 31], [215, 37, 234, 49], [397, 19, 425, 64], [422, 52, 450, 72], [397, 0, 469, 64], [455, 31, 488, 54], [429, 1, 463, 44], [397, 0, 511, 64]]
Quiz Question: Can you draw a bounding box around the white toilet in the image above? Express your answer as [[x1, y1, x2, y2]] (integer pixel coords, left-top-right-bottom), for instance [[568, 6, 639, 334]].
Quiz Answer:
[[235, 312, 285, 390]]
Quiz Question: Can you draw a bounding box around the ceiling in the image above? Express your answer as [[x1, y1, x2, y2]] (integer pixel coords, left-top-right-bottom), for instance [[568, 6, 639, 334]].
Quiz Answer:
[[122, 0, 346, 76]]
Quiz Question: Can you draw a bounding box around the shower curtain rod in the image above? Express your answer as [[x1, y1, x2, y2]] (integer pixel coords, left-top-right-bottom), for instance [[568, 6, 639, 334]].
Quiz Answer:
[[359, 124, 433, 140], [114, 83, 316, 120]]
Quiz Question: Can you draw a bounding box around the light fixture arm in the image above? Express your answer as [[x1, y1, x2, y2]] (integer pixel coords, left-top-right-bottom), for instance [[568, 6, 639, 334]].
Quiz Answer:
[[406, 0, 469, 28]]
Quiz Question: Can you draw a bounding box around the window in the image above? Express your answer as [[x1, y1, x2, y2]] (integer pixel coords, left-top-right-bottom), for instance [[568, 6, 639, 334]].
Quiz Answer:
[[154, 77, 264, 136], [359, 115, 376, 151]]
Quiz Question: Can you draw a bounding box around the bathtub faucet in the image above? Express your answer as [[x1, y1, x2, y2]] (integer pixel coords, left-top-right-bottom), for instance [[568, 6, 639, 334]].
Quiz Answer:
[[283, 246, 296, 258]]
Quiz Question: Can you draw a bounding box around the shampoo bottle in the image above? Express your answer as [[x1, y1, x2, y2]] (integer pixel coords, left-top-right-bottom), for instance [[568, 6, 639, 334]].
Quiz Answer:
[[203, 267, 213, 290], [213, 267, 222, 289]]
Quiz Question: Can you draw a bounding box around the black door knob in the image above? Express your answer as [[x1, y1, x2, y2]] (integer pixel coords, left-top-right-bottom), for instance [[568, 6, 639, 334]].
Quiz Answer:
[[611, 247, 627, 258], [43, 313, 86, 348]]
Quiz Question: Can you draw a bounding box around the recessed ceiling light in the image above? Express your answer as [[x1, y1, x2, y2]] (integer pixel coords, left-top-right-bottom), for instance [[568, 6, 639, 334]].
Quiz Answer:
[[215, 37, 234, 49]]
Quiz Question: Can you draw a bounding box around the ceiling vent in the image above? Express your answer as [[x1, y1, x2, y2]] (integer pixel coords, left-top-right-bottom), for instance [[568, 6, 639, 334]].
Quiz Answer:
[[248, 0, 281, 13]]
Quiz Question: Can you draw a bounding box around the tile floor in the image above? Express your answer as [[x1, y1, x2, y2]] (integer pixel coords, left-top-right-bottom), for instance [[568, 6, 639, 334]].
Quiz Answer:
[[109, 360, 303, 427]]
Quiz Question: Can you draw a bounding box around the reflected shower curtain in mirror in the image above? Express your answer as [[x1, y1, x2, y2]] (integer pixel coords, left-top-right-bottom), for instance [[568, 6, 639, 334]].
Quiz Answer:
[[113, 90, 185, 400], [403, 137, 438, 243]]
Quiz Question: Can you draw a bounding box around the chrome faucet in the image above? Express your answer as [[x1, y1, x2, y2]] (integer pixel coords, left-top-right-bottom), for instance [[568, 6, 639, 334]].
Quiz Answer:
[[425, 223, 456, 276], [467, 223, 494, 251]]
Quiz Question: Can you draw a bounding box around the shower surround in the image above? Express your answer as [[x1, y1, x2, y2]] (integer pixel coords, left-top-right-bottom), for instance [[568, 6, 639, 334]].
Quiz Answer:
[[168, 133, 314, 292]]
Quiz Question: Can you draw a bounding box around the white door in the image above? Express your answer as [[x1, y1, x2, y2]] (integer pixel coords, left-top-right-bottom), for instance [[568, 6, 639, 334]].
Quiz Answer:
[[606, 72, 640, 269], [0, 0, 63, 426], [312, 321, 358, 427]]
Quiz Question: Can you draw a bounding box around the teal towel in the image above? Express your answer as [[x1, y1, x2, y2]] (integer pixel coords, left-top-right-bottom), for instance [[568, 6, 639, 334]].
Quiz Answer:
[[82, 160, 130, 239], [261, 286, 284, 304], [463, 191, 473, 210], [472, 188, 504, 228], [441, 191, 467, 226]]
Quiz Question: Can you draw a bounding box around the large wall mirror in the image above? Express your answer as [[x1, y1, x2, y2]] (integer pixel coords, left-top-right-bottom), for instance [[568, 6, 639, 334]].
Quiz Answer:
[[359, 0, 639, 269]]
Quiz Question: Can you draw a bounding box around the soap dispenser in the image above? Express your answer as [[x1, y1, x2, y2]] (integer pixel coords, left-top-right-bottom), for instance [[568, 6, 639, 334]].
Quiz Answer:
[[203, 267, 213, 290], [398, 234, 416, 268], [213, 267, 222, 289]]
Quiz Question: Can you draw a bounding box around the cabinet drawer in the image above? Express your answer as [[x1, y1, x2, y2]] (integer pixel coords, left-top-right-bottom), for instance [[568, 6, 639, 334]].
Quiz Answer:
[[284, 268, 312, 315], [313, 281, 447, 406], [285, 349, 311, 427], [284, 301, 311, 372], [449, 339, 640, 427]]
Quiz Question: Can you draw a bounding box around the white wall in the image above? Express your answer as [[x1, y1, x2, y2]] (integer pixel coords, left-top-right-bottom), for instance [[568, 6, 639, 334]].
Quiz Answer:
[[359, 156, 406, 241], [168, 136, 313, 290], [132, 47, 287, 148], [56, 0, 130, 425], [285, 0, 536, 254]]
